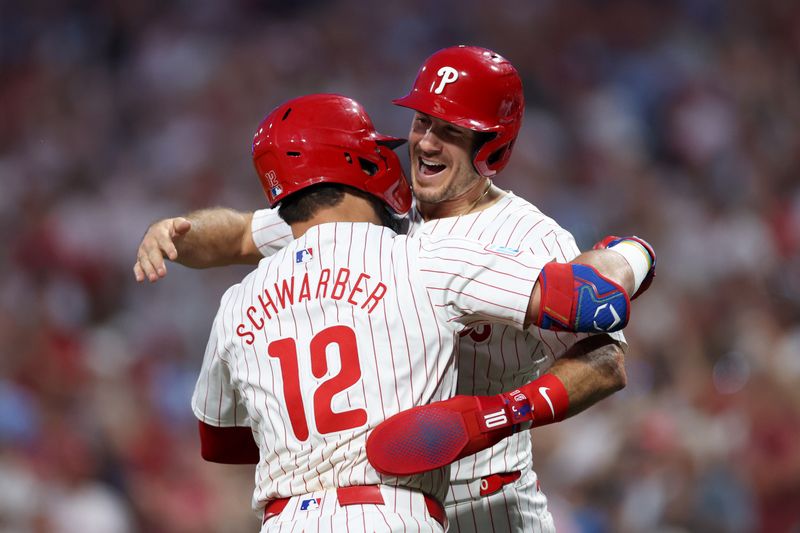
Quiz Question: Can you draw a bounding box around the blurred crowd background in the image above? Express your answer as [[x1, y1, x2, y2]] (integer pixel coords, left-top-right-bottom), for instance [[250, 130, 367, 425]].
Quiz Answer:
[[1, 0, 799, 531]]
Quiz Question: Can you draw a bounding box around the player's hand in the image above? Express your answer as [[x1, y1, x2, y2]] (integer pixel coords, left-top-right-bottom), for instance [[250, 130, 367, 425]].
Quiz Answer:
[[366, 395, 516, 476], [133, 217, 192, 283], [593, 235, 656, 299]]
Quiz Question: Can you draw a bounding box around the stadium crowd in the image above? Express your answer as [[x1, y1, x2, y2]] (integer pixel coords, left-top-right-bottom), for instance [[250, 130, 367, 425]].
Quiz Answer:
[[1, 0, 798, 531]]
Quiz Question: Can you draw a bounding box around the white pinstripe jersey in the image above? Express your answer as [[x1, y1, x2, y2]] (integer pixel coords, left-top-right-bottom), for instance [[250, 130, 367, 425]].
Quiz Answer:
[[250, 193, 625, 485], [193, 221, 549, 512]]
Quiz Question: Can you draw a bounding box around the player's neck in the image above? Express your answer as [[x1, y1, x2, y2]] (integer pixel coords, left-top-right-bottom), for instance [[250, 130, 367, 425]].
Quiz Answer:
[[290, 193, 383, 238], [417, 180, 504, 221]]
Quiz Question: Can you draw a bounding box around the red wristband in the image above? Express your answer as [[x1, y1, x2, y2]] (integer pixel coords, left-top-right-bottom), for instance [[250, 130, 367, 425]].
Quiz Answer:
[[506, 374, 570, 428]]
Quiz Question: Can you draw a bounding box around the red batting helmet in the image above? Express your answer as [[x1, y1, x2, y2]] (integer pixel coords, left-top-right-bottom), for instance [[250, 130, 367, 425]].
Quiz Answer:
[[252, 94, 412, 214], [393, 46, 525, 177]]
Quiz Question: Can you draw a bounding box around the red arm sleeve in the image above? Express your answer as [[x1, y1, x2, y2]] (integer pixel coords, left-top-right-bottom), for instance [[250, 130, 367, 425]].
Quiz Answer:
[[198, 421, 260, 464]]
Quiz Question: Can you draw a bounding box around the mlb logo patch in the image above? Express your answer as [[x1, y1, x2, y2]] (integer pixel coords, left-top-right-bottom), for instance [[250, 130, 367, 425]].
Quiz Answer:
[[485, 244, 522, 256], [265, 170, 282, 199], [300, 497, 321, 511], [295, 248, 313, 264]]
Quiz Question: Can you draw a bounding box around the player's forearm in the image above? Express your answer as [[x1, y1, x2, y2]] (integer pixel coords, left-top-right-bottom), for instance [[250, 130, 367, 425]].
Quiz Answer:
[[178, 208, 261, 267], [546, 334, 627, 418]]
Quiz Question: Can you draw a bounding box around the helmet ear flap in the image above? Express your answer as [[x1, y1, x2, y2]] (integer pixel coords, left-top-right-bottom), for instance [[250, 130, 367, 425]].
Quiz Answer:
[[472, 134, 514, 177], [371, 144, 412, 213]]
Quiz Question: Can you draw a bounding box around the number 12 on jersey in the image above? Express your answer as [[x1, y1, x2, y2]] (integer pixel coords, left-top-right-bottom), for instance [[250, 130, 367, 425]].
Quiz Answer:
[[267, 325, 367, 441]]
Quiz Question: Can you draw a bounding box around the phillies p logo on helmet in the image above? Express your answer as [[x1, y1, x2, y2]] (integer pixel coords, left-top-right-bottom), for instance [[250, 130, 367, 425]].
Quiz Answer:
[[433, 66, 459, 94]]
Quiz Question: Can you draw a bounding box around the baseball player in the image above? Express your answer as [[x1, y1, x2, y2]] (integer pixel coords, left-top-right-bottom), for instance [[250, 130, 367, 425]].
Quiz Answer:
[[136, 47, 654, 532], [192, 93, 649, 532]]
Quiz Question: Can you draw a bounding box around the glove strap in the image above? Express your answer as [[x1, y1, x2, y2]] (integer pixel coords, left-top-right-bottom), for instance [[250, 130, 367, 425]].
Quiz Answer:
[[520, 373, 570, 427], [478, 374, 570, 434]]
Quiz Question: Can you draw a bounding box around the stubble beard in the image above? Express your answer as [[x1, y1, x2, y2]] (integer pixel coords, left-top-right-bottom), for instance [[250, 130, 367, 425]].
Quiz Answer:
[[412, 167, 480, 207]]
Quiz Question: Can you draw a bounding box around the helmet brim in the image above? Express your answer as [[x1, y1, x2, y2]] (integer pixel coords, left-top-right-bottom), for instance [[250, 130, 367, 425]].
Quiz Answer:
[[392, 93, 502, 133], [373, 133, 406, 149]]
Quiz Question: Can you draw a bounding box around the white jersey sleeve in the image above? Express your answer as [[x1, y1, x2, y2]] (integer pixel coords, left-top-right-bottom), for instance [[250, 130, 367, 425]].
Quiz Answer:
[[192, 288, 250, 428], [251, 208, 293, 257], [416, 235, 551, 332]]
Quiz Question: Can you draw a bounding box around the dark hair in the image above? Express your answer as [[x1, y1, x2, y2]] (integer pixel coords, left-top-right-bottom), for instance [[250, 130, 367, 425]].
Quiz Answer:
[[278, 183, 346, 224], [277, 183, 399, 231]]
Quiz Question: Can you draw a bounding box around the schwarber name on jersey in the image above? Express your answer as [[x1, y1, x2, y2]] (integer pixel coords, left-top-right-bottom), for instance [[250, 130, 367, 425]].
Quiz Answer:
[[234, 266, 388, 346], [192, 222, 549, 513]]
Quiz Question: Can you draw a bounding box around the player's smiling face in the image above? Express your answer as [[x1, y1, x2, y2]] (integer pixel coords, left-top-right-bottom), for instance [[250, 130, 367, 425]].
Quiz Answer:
[[408, 112, 483, 210]]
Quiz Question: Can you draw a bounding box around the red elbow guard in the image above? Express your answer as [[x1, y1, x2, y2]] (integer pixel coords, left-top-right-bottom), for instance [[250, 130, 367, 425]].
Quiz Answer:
[[535, 262, 630, 333]]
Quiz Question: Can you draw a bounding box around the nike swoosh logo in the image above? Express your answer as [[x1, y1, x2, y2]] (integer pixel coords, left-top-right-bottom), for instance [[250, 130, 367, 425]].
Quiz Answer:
[[539, 387, 555, 419]]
